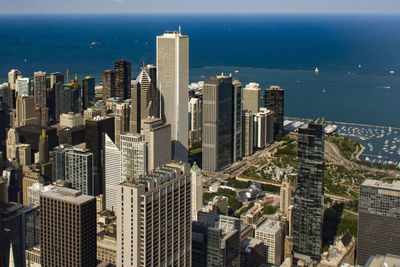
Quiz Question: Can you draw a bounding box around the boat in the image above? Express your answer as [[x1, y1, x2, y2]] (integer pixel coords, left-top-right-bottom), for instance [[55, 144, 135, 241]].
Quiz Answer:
[[358, 64, 362, 68], [315, 68, 319, 73], [90, 41, 100, 46], [322, 89, 326, 93], [324, 124, 337, 134], [389, 70, 395, 74]]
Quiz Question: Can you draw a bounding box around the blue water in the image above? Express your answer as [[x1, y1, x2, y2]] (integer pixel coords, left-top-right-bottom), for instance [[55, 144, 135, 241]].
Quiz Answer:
[[1, 14, 400, 126]]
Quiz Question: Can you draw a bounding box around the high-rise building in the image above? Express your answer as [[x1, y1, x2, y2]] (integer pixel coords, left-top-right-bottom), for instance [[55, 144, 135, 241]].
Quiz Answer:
[[18, 125, 58, 155], [6, 128, 19, 161], [33, 71, 47, 107], [8, 69, 21, 109], [102, 70, 115, 101], [130, 67, 158, 133], [192, 212, 241, 267], [157, 31, 189, 162], [202, 75, 233, 172], [114, 102, 130, 150], [280, 177, 292, 215], [255, 219, 285, 266], [17, 143, 31, 166], [357, 179, 400, 265], [141, 118, 171, 170], [0, 83, 10, 109], [188, 97, 202, 146], [104, 133, 121, 212], [27, 182, 55, 206], [15, 95, 37, 127], [120, 132, 147, 182], [65, 147, 94, 195], [243, 82, 260, 113], [253, 108, 274, 148], [58, 84, 81, 115], [116, 162, 191, 266], [85, 116, 114, 196], [114, 60, 131, 99], [49, 72, 64, 89], [53, 144, 70, 181], [82, 76, 95, 110], [264, 85, 284, 136], [242, 111, 254, 157], [16, 77, 30, 97], [191, 162, 203, 221], [59, 112, 84, 128], [40, 187, 96, 267], [233, 80, 243, 161], [38, 129, 49, 164], [292, 118, 325, 263]]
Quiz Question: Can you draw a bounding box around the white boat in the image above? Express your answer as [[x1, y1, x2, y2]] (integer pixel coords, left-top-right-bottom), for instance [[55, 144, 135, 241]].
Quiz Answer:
[[315, 68, 319, 73], [389, 70, 395, 74]]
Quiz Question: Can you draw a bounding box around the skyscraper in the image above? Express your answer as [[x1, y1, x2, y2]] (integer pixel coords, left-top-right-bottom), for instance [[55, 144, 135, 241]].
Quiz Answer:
[[58, 84, 81, 115], [0, 83, 10, 109], [264, 85, 284, 136], [292, 118, 325, 263], [114, 60, 131, 99], [8, 69, 21, 109], [130, 67, 158, 133], [280, 177, 292, 215], [202, 75, 233, 172], [102, 70, 115, 101], [65, 147, 94, 195], [242, 111, 254, 157], [157, 31, 189, 162], [188, 97, 202, 146], [233, 80, 243, 161], [49, 72, 64, 89], [40, 187, 96, 267], [191, 162, 203, 221], [114, 102, 130, 150], [243, 82, 260, 113], [104, 133, 121, 211], [15, 95, 37, 127], [16, 77, 30, 97], [357, 179, 400, 265], [82, 76, 95, 109], [116, 162, 191, 266], [34, 71, 47, 107], [120, 132, 147, 182], [38, 130, 49, 164]]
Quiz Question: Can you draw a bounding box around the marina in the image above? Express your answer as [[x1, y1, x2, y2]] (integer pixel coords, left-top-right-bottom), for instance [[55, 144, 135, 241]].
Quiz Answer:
[[284, 117, 400, 167]]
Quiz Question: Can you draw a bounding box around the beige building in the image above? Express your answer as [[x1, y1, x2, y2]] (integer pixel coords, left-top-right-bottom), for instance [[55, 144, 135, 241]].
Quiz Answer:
[[255, 219, 285, 266], [318, 231, 356, 267], [254, 108, 274, 148], [243, 82, 260, 113], [188, 97, 202, 146], [59, 112, 84, 128], [191, 162, 203, 221], [17, 144, 31, 166], [240, 202, 264, 226], [116, 162, 191, 266], [6, 128, 19, 161], [157, 31, 189, 163], [243, 111, 254, 156], [22, 168, 43, 205], [97, 227, 117, 265], [25, 246, 41, 267], [114, 102, 130, 150], [280, 178, 292, 215], [15, 95, 37, 127], [202, 195, 229, 215]]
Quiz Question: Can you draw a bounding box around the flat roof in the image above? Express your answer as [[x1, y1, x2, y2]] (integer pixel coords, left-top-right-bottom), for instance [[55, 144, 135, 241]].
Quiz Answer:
[[362, 179, 400, 191], [256, 219, 282, 234], [41, 187, 94, 205]]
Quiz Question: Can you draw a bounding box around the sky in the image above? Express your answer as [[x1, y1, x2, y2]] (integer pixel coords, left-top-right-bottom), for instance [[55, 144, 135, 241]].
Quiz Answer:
[[1, 0, 400, 14]]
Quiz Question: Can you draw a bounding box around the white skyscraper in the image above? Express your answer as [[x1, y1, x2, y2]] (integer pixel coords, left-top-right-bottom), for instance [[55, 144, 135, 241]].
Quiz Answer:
[[104, 133, 121, 211], [280, 177, 292, 215], [191, 162, 203, 221], [157, 30, 189, 163]]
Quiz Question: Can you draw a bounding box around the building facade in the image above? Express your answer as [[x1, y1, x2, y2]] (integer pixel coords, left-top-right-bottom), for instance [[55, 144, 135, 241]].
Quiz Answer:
[[264, 85, 284, 136], [65, 147, 94, 195]]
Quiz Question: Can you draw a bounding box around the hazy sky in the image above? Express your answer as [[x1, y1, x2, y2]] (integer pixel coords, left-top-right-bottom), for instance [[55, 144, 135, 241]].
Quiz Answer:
[[1, 0, 400, 14]]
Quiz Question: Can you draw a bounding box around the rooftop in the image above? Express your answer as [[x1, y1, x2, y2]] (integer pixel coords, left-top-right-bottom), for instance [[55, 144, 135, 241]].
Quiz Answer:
[[41, 187, 94, 205], [362, 179, 400, 190], [256, 219, 282, 234]]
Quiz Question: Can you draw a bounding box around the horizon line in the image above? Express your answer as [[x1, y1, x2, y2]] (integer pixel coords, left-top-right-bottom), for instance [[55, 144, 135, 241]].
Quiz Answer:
[[1, 12, 400, 15]]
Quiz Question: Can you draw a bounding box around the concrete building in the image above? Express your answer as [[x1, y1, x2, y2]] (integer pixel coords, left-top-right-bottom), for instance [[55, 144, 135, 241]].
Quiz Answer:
[[16, 77, 30, 97], [188, 97, 202, 146], [50, 72, 64, 89], [240, 238, 265, 267], [33, 71, 47, 107], [8, 69, 21, 108], [240, 201, 264, 225], [254, 108, 274, 148], [0, 83, 10, 109], [192, 212, 241, 267], [292, 118, 325, 263], [365, 254, 400, 267], [114, 102, 130, 150], [40, 187, 96, 267], [102, 70, 115, 101], [65, 147, 94, 195], [116, 162, 191, 266], [25, 246, 41, 267], [280, 177, 292, 215], [157, 31, 189, 163], [114, 60, 131, 99], [120, 132, 147, 182], [104, 133, 121, 212], [15, 95, 37, 127], [17, 143, 31, 166], [202, 75, 234, 172], [60, 112, 84, 128], [255, 219, 285, 266], [22, 168, 43, 205], [357, 179, 400, 265], [242, 111, 254, 157], [6, 128, 19, 161], [318, 231, 356, 267], [233, 79, 243, 161], [141, 118, 171, 170], [27, 183, 55, 206], [264, 85, 284, 136], [243, 82, 260, 113], [59, 126, 86, 146], [191, 162, 203, 221], [202, 195, 229, 215]]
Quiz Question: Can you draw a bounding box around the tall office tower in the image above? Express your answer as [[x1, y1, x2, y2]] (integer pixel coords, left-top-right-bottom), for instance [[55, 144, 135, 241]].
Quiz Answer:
[[85, 115, 114, 196], [114, 102, 130, 150], [157, 31, 189, 163], [357, 180, 400, 265], [233, 80, 243, 161], [8, 69, 21, 109], [202, 75, 233, 172], [116, 162, 191, 267], [114, 60, 131, 99], [82, 76, 95, 110], [255, 219, 285, 266], [27, 182, 54, 206], [142, 64, 158, 114], [40, 187, 96, 267], [1, 203, 40, 267], [264, 85, 284, 136], [6, 128, 19, 161], [65, 147, 94, 195], [15, 95, 37, 127], [53, 144, 70, 181], [35, 106, 49, 127], [0, 83, 10, 109], [57, 84, 81, 115], [243, 82, 260, 113], [17, 143, 31, 166], [188, 97, 202, 146], [49, 72, 64, 89], [22, 168, 43, 205], [104, 133, 121, 211], [120, 133, 147, 182], [191, 162, 203, 221], [102, 70, 115, 101], [33, 71, 47, 107], [292, 118, 325, 263], [38, 129, 49, 164], [46, 87, 56, 122], [16, 77, 30, 97], [280, 177, 292, 215], [130, 68, 158, 134], [254, 108, 274, 148], [141, 118, 171, 170], [192, 212, 241, 267]]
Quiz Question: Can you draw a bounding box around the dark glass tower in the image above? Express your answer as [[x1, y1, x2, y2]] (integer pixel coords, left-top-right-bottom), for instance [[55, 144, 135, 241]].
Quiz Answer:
[[82, 76, 95, 110], [264, 86, 284, 136], [102, 70, 115, 101], [114, 60, 131, 100], [292, 118, 325, 263]]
